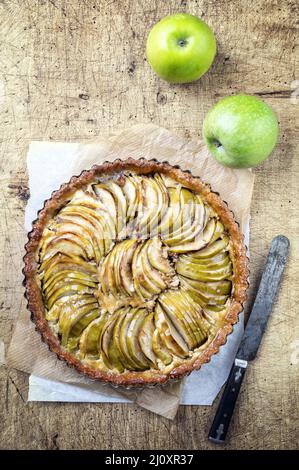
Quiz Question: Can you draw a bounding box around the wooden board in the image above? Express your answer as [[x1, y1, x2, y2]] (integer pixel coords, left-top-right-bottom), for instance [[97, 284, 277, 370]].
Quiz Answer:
[[0, 0, 298, 450]]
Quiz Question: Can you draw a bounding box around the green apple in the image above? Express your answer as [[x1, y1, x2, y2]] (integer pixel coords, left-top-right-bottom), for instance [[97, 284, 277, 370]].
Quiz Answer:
[[203, 94, 279, 168], [146, 14, 216, 84]]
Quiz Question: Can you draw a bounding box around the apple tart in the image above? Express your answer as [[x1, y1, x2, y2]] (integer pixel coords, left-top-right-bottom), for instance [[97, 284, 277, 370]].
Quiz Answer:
[[24, 159, 248, 386]]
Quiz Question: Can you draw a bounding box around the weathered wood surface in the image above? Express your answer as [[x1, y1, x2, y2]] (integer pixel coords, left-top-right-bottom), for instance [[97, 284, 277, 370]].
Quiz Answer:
[[0, 0, 298, 450]]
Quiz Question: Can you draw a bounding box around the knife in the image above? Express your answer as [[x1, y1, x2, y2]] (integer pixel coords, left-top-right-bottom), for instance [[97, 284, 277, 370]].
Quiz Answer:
[[208, 235, 290, 443]]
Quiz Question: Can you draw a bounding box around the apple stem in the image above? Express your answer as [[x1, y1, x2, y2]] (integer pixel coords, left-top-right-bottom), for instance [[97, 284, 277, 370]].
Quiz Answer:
[[213, 139, 222, 148], [178, 39, 187, 47]]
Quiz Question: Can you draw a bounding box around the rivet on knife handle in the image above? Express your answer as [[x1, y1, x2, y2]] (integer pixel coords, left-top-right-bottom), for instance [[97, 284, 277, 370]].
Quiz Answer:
[[208, 235, 290, 443]]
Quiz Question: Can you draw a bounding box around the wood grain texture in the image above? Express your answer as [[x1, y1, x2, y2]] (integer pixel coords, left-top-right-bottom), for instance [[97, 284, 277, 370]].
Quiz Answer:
[[0, 0, 298, 450]]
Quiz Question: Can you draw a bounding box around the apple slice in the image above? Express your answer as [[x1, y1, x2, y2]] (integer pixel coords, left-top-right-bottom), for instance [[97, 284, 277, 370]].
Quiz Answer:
[[99, 248, 118, 296], [46, 284, 95, 309], [210, 220, 225, 244], [138, 312, 157, 366], [62, 204, 115, 253], [180, 276, 229, 306], [119, 308, 146, 370], [126, 308, 150, 370], [43, 270, 97, 294], [67, 308, 100, 351], [158, 293, 197, 349], [165, 290, 204, 346], [176, 258, 232, 281], [137, 176, 164, 237], [179, 252, 228, 266], [41, 253, 97, 282], [122, 174, 142, 222], [146, 237, 169, 274], [100, 313, 124, 372], [165, 194, 206, 246], [48, 221, 96, 259], [119, 239, 137, 296], [140, 243, 166, 291], [67, 191, 117, 240], [44, 276, 97, 301], [58, 208, 107, 258], [131, 243, 152, 299], [159, 186, 181, 238], [94, 180, 127, 235], [176, 253, 231, 275], [154, 304, 189, 358], [79, 313, 108, 357], [152, 329, 172, 365], [189, 235, 230, 259], [39, 235, 89, 262], [55, 217, 103, 263], [59, 301, 99, 347], [168, 217, 216, 253], [112, 309, 133, 370]]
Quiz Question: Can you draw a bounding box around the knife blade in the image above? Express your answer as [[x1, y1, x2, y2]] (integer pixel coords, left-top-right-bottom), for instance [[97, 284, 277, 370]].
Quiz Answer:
[[208, 235, 290, 443]]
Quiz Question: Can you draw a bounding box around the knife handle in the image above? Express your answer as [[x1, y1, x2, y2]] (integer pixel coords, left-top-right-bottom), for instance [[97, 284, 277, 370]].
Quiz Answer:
[[208, 358, 247, 443]]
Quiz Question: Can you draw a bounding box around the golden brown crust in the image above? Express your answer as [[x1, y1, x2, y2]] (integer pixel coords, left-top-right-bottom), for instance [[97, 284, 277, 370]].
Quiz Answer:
[[23, 158, 249, 387]]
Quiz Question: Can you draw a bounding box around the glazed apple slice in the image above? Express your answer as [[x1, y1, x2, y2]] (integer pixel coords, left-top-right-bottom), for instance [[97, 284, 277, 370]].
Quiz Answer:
[[165, 194, 206, 246], [152, 329, 173, 366], [119, 308, 146, 370], [179, 252, 228, 266], [137, 176, 164, 236], [176, 258, 232, 281], [134, 245, 162, 296], [119, 239, 137, 296], [168, 217, 216, 253], [126, 308, 150, 370], [94, 180, 127, 235], [59, 301, 99, 347], [100, 313, 124, 372], [67, 308, 100, 351], [140, 242, 166, 291], [138, 312, 157, 366], [146, 237, 170, 274], [210, 220, 225, 244], [44, 275, 97, 301], [149, 174, 169, 236], [99, 248, 118, 296], [79, 312, 108, 357], [67, 190, 117, 240], [48, 221, 96, 259], [55, 217, 103, 263], [176, 253, 231, 275], [165, 291, 204, 346], [112, 309, 134, 370], [154, 304, 189, 358], [158, 293, 197, 349], [39, 234, 89, 262], [122, 174, 142, 222], [41, 253, 98, 283], [179, 276, 229, 306], [58, 208, 107, 258], [189, 235, 230, 259], [43, 269, 97, 293], [131, 243, 152, 299], [62, 204, 115, 253], [45, 293, 96, 322], [159, 186, 181, 238], [46, 284, 95, 309]]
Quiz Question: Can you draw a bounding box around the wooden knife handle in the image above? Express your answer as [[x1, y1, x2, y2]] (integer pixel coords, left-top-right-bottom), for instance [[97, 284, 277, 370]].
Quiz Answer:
[[208, 358, 247, 443]]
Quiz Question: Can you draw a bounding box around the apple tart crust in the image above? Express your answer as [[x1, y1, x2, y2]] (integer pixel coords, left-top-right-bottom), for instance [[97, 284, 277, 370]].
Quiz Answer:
[[23, 159, 248, 386]]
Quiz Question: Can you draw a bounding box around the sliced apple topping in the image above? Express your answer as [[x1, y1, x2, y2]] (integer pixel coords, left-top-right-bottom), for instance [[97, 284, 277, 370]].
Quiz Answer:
[[93, 180, 127, 237], [38, 171, 236, 375]]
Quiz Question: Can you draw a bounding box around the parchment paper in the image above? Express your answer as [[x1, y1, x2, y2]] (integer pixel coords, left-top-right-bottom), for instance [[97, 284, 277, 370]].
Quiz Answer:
[[7, 124, 254, 419]]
